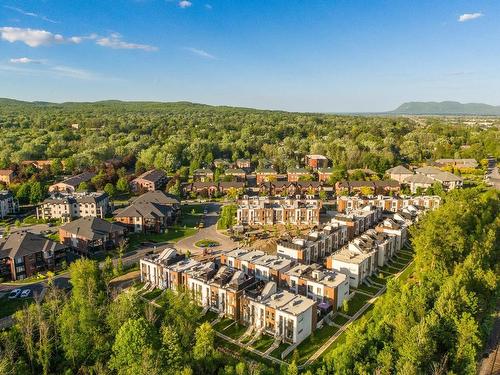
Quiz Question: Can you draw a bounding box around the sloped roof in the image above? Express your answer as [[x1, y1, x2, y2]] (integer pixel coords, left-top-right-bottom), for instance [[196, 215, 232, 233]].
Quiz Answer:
[[115, 202, 172, 219], [225, 168, 246, 175], [0, 231, 66, 259], [132, 190, 180, 205], [403, 174, 434, 184], [57, 172, 96, 188], [133, 169, 166, 183], [415, 166, 442, 175], [386, 165, 412, 175], [60, 217, 124, 240], [432, 171, 463, 182]]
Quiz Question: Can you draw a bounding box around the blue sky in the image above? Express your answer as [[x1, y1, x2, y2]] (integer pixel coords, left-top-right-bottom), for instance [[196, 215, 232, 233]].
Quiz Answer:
[[0, 0, 498, 112]]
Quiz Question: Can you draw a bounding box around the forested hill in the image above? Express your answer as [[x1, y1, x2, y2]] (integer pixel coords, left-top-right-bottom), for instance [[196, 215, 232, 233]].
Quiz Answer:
[[391, 101, 500, 115], [0, 98, 498, 176]]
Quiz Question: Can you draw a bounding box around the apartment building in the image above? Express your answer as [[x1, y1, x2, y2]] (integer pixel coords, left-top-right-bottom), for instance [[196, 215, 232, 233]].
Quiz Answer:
[[336, 195, 441, 213], [0, 169, 15, 186], [0, 231, 68, 281], [131, 169, 168, 192], [221, 249, 293, 283], [375, 218, 408, 251], [281, 264, 349, 311], [0, 190, 18, 219], [326, 240, 378, 288], [331, 205, 383, 240], [240, 282, 317, 344], [140, 247, 186, 288], [37, 192, 111, 223], [255, 168, 278, 184], [287, 168, 311, 182], [236, 196, 322, 226], [276, 223, 348, 264], [304, 154, 329, 170], [48, 172, 96, 193]]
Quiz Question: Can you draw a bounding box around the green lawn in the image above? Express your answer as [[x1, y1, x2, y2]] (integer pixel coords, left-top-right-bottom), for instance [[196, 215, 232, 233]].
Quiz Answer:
[[194, 239, 221, 247], [319, 329, 347, 360], [251, 334, 275, 352], [179, 204, 205, 227], [332, 314, 350, 326], [270, 341, 291, 359], [344, 292, 371, 316], [213, 317, 234, 332], [370, 273, 394, 286], [214, 337, 278, 370], [354, 284, 381, 295], [142, 289, 163, 301], [128, 226, 197, 249], [0, 296, 35, 318], [397, 261, 416, 283], [287, 323, 339, 364], [224, 322, 248, 339], [199, 310, 218, 323]]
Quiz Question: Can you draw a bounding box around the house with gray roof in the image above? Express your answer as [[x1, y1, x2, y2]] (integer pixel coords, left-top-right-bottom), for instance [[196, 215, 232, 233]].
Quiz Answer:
[[131, 169, 168, 193], [0, 231, 68, 281], [59, 217, 126, 255], [385, 165, 413, 183]]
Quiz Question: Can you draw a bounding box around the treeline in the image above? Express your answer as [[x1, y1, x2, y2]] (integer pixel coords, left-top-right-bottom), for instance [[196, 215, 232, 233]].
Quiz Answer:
[[0, 101, 498, 175], [315, 188, 499, 374], [0, 259, 277, 375]]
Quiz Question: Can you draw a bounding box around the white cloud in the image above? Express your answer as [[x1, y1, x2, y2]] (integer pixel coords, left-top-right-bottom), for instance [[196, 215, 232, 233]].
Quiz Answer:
[[0, 27, 80, 47], [179, 1, 192, 8], [205, 4, 212, 10], [9, 57, 42, 64], [458, 12, 483, 22], [3, 5, 58, 24], [184, 47, 216, 59], [0, 62, 97, 80], [96, 33, 158, 51]]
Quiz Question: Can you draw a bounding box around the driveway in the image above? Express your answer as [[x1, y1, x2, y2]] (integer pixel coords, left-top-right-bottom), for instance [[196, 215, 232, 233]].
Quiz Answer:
[[0, 223, 58, 237], [175, 202, 239, 255]]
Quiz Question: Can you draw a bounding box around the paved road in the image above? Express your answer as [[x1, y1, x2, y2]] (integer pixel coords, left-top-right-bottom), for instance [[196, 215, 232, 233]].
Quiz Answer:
[[176, 202, 239, 255]]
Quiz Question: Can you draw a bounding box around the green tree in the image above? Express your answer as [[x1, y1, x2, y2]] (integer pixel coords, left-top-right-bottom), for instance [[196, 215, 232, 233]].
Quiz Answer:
[[29, 181, 44, 204], [107, 290, 143, 336], [104, 183, 116, 197], [160, 325, 183, 371], [77, 181, 89, 192], [193, 322, 215, 360], [116, 177, 130, 193], [109, 317, 160, 375], [16, 182, 31, 204]]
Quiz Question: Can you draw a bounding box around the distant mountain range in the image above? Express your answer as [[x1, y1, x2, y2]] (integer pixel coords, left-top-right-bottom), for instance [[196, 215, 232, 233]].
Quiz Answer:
[[390, 101, 500, 116]]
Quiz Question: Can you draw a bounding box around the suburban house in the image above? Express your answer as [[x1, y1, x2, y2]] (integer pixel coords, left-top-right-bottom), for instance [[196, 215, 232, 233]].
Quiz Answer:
[[193, 168, 214, 182], [0, 190, 18, 219], [214, 159, 231, 169], [240, 282, 317, 344], [255, 168, 278, 184], [236, 196, 322, 226], [236, 159, 252, 169], [276, 223, 348, 264], [287, 168, 311, 182], [224, 168, 247, 182], [318, 168, 335, 182], [0, 169, 15, 186], [131, 169, 168, 192], [256, 181, 325, 197], [114, 190, 180, 233], [280, 264, 349, 311], [304, 155, 329, 170], [434, 158, 478, 169], [415, 166, 443, 177], [385, 165, 413, 183], [36, 192, 111, 223], [375, 218, 408, 251], [0, 231, 68, 281], [48, 172, 96, 193], [59, 217, 126, 255]]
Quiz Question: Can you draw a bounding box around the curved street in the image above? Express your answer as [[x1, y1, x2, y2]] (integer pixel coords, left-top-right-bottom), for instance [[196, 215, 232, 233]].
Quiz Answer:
[[175, 202, 239, 255]]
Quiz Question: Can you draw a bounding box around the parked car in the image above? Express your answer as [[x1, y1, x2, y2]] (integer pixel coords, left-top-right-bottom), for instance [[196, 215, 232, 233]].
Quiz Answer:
[[20, 289, 32, 298], [47, 223, 54, 227], [8, 289, 22, 299]]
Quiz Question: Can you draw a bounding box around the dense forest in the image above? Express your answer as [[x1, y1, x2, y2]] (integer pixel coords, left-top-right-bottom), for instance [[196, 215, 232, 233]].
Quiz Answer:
[[318, 188, 499, 375], [0, 100, 498, 175]]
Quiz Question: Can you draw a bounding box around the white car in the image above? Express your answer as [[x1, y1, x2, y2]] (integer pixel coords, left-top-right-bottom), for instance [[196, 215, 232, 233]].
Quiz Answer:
[[8, 289, 22, 299], [20, 289, 32, 298]]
